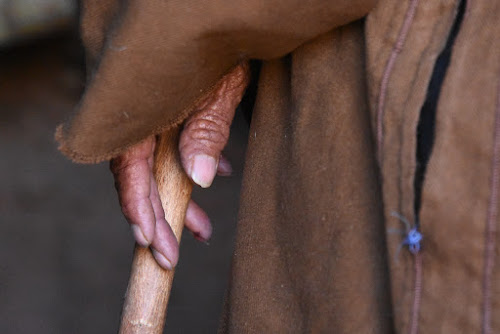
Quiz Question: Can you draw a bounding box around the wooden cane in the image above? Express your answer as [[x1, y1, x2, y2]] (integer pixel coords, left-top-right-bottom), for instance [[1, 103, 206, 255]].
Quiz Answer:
[[119, 127, 193, 333]]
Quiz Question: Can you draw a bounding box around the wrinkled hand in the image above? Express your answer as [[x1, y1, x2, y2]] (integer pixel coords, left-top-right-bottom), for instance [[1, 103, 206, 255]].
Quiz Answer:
[[110, 63, 250, 270]]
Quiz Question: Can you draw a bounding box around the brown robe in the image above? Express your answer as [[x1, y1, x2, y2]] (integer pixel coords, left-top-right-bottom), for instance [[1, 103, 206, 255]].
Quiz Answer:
[[57, 0, 500, 332]]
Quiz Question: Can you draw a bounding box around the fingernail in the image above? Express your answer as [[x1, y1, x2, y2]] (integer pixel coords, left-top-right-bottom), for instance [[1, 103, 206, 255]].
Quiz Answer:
[[192, 232, 210, 245], [152, 248, 173, 270], [191, 155, 217, 188], [217, 157, 233, 176], [131, 225, 150, 247]]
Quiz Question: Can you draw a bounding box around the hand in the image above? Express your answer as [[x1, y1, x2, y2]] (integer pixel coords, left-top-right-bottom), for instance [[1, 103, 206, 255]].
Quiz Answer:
[[110, 63, 250, 269]]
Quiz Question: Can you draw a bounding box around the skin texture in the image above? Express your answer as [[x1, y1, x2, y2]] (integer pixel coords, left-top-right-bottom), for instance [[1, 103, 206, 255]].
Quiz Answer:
[[110, 63, 250, 269]]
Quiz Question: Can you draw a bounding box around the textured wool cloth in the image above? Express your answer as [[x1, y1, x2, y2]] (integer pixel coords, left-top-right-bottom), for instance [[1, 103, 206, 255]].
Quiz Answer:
[[57, 0, 500, 332]]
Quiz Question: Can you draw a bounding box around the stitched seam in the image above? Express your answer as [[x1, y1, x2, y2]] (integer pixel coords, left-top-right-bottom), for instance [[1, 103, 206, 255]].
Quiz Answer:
[[482, 68, 500, 334], [375, 1, 422, 333], [376, 0, 420, 164], [409, 253, 422, 334]]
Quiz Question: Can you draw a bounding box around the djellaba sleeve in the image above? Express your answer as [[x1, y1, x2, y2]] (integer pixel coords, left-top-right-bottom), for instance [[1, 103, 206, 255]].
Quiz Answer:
[[56, 0, 377, 163]]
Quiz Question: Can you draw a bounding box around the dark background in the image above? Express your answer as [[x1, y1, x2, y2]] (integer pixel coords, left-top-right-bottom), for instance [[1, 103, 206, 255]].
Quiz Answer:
[[0, 19, 248, 334]]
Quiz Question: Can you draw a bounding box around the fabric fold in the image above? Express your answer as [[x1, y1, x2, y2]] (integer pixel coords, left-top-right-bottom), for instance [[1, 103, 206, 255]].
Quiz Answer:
[[56, 0, 376, 163]]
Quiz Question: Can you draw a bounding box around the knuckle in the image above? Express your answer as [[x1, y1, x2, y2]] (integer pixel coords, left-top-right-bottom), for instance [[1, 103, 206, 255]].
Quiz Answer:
[[120, 201, 137, 220], [190, 127, 227, 145], [183, 115, 230, 147], [110, 157, 133, 175], [188, 111, 231, 133]]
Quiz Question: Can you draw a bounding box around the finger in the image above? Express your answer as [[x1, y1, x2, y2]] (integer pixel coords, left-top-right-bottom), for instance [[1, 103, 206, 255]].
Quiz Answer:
[[185, 200, 212, 242], [110, 137, 156, 246], [217, 154, 232, 176], [149, 171, 182, 269], [179, 63, 250, 188], [149, 174, 166, 228], [151, 216, 179, 270]]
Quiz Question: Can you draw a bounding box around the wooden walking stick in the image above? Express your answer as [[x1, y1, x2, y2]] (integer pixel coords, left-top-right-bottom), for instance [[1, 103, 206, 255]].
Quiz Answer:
[[119, 127, 193, 333]]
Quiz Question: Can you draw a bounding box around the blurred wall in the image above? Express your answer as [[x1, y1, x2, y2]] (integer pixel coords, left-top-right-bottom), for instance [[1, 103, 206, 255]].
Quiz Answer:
[[0, 0, 77, 45]]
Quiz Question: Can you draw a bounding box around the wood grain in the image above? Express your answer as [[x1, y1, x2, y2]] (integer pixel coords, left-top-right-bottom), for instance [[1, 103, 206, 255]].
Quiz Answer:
[[119, 128, 193, 334]]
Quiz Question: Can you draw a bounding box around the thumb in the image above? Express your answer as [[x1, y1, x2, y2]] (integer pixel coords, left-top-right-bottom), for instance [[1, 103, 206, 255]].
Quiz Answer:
[[179, 63, 250, 188]]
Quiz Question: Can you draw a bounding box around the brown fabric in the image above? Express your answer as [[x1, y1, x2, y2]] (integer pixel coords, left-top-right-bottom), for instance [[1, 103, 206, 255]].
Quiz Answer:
[[220, 23, 392, 333], [56, 0, 376, 163], [418, 1, 500, 332], [365, 0, 500, 332], [57, 0, 500, 332], [365, 0, 460, 331], [79, 0, 119, 73]]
